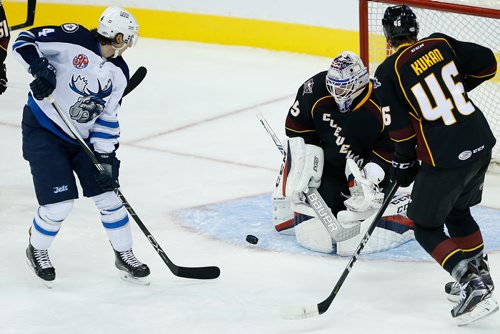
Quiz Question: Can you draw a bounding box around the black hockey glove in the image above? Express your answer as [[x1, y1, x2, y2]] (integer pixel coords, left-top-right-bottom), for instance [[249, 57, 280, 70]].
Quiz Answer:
[[0, 63, 7, 95], [94, 152, 120, 192], [29, 57, 57, 100], [390, 154, 419, 187]]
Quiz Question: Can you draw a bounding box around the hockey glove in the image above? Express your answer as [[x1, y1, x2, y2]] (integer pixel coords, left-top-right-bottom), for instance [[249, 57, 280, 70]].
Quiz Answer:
[[0, 63, 7, 95], [94, 152, 120, 192], [390, 154, 419, 187], [29, 57, 57, 100], [344, 160, 385, 212]]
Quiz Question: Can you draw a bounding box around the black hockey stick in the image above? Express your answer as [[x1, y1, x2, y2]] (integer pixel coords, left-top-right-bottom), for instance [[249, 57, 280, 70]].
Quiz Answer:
[[10, 0, 36, 31], [123, 66, 147, 97], [48, 96, 220, 280], [282, 181, 399, 319]]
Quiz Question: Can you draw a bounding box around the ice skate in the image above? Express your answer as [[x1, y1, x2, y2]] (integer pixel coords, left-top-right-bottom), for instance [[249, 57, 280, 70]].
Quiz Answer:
[[114, 249, 150, 285], [451, 267, 499, 326], [445, 254, 494, 303], [26, 244, 55, 288]]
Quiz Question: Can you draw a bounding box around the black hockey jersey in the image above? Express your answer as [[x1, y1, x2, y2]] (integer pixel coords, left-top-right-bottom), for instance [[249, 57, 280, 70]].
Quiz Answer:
[[0, 1, 9, 63], [285, 71, 393, 179], [374, 33, 497, 168]]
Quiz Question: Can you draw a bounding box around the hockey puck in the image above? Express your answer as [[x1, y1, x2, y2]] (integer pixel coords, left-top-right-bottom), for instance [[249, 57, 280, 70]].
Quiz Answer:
[[246, 234, 259, 245]]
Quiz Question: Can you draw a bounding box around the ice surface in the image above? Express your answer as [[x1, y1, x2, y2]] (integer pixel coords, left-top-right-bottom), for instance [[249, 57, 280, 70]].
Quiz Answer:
[[1, 36, 499, 333]]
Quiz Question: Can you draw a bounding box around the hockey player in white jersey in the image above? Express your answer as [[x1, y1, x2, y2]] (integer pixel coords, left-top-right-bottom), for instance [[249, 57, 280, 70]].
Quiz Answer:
[[13, 7, 150, 286]]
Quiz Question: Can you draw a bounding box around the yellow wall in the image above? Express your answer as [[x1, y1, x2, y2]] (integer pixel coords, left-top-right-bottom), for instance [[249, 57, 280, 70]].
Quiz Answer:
[[4, 1, 359, 58]]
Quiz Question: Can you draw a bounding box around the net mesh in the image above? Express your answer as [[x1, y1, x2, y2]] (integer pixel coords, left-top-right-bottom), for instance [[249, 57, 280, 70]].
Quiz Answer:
[[366, 1, 500, 162]]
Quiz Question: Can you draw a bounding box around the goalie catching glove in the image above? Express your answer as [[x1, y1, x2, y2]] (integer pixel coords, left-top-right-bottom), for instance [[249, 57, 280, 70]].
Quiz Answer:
[[344, 159, 385, 212]]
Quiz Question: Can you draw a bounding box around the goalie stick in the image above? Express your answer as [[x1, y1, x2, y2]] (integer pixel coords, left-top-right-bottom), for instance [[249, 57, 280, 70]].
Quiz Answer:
[[281, 181, 399, 319], [257, 112, 285, 156], [256, 112, 360, 241], [10, 0, 36, 31], [48, 96, 220, 280]]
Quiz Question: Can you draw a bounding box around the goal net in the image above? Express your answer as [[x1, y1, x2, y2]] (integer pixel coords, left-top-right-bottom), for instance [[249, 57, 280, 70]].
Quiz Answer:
[[360, 0, 500, 162]]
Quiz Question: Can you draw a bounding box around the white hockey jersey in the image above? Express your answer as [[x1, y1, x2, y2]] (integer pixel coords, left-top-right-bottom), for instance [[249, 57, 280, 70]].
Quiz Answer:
[[12, 23, 129, 154]]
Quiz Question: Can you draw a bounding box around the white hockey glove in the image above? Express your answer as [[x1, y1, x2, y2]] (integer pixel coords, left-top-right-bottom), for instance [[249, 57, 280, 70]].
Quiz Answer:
[[344, 159, 385, 212], [284, 137, 324, 212]]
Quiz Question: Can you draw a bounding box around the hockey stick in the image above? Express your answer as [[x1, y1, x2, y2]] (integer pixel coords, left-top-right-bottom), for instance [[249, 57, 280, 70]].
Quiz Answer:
[[256, 112, 285, 156], [281, 181, 399, 319], [256, 112, 360, 241], [48, 96, 220, 280], [10, 0, 36, 31], [123, 66, 147, 97]]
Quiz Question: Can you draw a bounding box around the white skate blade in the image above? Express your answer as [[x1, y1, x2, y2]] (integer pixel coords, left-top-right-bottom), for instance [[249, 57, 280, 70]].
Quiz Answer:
[[118, 270, 150, 286], [456, 295, 499, 326], [26, 259, 54, 289]]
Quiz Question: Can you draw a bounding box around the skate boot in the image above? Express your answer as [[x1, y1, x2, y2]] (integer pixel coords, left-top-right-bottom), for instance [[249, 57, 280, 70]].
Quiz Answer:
[[445, 254, 494, 303], [114, 249, 150, 285], [451, 266, 498, 326], [26, 244, 55, 288]]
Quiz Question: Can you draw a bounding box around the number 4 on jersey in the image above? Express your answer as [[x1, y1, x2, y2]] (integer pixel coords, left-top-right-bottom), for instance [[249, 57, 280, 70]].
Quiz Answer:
[[38, 28, 55, 37]]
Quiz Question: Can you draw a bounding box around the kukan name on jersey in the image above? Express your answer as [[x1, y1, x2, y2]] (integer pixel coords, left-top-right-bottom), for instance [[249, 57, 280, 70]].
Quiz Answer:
[[410, 48, 444, 76]]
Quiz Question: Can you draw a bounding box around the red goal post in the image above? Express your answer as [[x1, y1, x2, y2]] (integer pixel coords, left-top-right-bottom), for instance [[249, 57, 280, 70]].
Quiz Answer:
[[359, 0, 500, 162]]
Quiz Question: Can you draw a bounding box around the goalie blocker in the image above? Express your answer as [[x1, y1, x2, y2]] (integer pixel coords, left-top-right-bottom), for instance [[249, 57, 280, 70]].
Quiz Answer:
[[273, 147, 414, 255]]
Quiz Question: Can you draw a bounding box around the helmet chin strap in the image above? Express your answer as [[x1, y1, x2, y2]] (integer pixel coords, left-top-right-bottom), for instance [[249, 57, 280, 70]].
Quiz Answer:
[[111, 43, 129, 58], [110, 38, 133, 58]]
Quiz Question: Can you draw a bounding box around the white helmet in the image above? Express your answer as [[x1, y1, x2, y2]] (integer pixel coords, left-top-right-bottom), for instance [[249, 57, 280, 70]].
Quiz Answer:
[[98, 7, 139, 47], [326, 51, 369, 112]]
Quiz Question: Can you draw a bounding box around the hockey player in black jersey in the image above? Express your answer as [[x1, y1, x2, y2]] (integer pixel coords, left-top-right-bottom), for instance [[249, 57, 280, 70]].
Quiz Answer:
[[0, 0, 10, 95], [374, 5, 498, 325], [273, 51, 415, 255]]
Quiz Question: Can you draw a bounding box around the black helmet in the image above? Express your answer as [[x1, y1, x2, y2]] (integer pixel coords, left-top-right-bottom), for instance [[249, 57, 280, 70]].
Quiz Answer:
[[382, 5, 419, 40]]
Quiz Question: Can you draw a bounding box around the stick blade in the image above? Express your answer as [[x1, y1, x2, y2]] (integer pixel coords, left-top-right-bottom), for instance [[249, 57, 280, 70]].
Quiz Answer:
[[123, 66, 147, 97], [280, 304, 320, 320], [175, 266, 221, 280]]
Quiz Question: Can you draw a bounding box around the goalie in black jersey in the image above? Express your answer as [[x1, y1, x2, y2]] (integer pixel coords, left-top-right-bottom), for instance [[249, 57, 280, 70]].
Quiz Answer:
[[0, 0, 10, 95], [273, 51, 415, 256], [374, 5, 498, 325]]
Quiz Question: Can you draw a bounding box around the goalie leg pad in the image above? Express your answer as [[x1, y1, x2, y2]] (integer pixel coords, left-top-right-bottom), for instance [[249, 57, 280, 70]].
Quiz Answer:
[[273, 196, 295, 235], [284, 137, 324, 204], [272, 156, 295, 235], [336, 193, 415, 256], [294, 213, 334, 254], [337, 214, 414, 256]]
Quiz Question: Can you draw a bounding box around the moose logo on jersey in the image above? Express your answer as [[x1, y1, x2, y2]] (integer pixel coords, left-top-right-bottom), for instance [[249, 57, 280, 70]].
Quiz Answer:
[[68, 75, 113, 123]]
